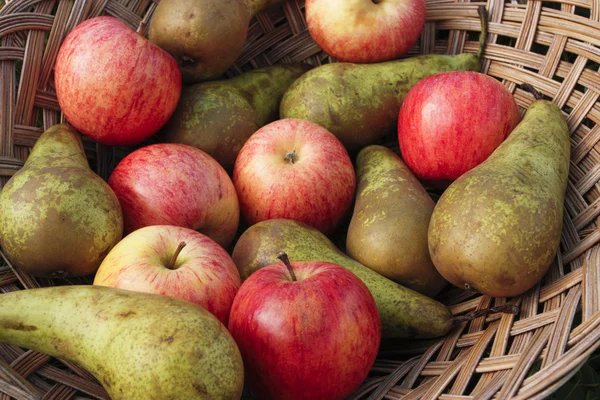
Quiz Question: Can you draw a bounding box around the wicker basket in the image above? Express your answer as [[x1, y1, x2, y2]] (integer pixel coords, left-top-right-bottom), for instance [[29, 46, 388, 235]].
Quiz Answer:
[[1, 0, 600, 399]]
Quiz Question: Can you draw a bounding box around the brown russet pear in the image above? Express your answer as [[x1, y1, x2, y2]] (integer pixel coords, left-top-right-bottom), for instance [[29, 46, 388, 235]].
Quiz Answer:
[[160, 63, 311, 171], [0, 124, 123, 277], [279, 6, 489, 151], [232, 218, 454, 339], [0, 286, 244, 399], [428, 98, 570, 297], [148, 0, 284, 83], [346, 145, 447, 297]]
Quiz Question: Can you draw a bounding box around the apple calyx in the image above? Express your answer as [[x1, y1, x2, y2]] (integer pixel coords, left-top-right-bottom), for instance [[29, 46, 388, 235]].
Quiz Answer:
[[277, 252, 298, 281], [167, 241, 187, 270], [283, 150, 297, 164]]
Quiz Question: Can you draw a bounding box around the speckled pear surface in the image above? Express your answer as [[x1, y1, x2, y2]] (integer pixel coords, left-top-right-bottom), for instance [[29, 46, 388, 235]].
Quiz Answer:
[[0, 286, 244, 400], [280, 54, 480, 151], [428, 100, 570, 297], [232, 219, 454, 339], [0, 124, 123, 277], [346, 145, 447, 297]]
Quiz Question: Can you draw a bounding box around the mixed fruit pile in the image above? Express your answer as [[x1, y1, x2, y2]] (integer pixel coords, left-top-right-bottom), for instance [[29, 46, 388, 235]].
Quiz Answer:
[[0, 0, 571, 399]]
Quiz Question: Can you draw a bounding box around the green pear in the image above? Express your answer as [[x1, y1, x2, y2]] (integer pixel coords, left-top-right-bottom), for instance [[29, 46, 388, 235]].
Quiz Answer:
[[160, 63, 311, 171], [232, 219, 454, 339], [428, 98, 570, 298], [0, 124, 123, 277], [0, 286, 244, 399], [280, 6, 489, 151], [346, 146, 447, 297]]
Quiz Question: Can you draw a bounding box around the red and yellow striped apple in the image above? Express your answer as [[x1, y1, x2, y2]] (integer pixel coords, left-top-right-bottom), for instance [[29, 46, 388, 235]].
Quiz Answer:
[[55, 16, 181, 146], [93, 225, 241, 326], [108, 144, 239, 248], [398, 71, 521, 186], [228, 253, 380, 400], [233, 118, 355, 234], [306, 0, 426, 63]]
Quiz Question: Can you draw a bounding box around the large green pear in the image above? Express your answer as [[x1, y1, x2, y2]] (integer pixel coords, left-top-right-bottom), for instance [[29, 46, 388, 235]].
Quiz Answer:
[[0, 286, 244, 399], [280, 6, 489, 151], [160, 63, 311, 171], [428, 99, 570, 297], [232, 219, 454, 339], [0, 124, 123, 277], [346, 145, 447, 297]]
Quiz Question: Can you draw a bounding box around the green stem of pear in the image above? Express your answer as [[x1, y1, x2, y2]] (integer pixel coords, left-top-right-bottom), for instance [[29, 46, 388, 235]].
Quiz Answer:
[[277, 252, 297, 282], [167, 242, 187, 270], [477, 6, 490, 61]]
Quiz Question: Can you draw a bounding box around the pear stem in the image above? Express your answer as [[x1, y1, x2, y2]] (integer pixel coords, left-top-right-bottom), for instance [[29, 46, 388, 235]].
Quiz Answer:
[[477, 6, 489, 61], [520, 83, 544, 100], [277, 252, 297, 282], [284, 150, 297, 164], [167, 242, 187, 270]]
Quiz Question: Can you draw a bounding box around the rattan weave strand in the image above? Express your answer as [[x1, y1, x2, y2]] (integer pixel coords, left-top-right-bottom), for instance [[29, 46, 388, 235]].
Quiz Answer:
[[1, 0, 600, 399]]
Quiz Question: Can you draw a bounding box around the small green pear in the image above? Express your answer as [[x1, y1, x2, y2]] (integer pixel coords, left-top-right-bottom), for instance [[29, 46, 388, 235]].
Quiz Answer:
[[0, 124, 123, 277], [232, 219, 454, 339], [0, 286, 244, 399], [346, 145, 447, 297], [428, 98, 570, 297], [160, 63, 311, 171]]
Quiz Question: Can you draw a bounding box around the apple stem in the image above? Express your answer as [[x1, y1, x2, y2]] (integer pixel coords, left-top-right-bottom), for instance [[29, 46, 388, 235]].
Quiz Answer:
[[520, 83, 544, 100], [476, 6, 489, 61], [277, 252, 297, 282], [284, 150, 297, 164], [167, 242, 187, 270]]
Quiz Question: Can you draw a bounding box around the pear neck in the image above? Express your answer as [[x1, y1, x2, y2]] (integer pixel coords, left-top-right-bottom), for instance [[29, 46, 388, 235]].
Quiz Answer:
[[25, 125, 88, 168]]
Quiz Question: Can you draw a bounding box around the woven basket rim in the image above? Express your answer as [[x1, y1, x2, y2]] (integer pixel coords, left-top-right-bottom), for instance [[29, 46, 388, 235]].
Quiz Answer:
[[2, 0, 600, 399]]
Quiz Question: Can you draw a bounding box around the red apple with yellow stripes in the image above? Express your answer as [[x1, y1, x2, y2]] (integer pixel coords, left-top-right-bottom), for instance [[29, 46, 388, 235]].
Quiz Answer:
[[233, 118, 355, 234], [306, 0, 426, 63], [228, 253, 380, 400], [93, 225, 241, 326]]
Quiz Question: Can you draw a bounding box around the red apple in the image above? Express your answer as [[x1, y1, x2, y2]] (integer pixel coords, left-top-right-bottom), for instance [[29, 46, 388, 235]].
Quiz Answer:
[[398, 71, 521, 186], [55, 16, 181, 146], [108, 143, 239, 248], [233, 118, 355, 234], [228, 253, 380, 400], [306, 0, 426, 63], [93, 225, 241, 325]]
